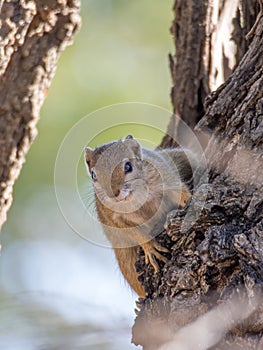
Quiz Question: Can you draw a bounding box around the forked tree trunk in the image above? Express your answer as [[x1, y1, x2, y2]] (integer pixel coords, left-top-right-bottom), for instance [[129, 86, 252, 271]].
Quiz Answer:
[[0, 0, 80, 229], [133, 1, 263, 349], [161, 0, 259, 149]]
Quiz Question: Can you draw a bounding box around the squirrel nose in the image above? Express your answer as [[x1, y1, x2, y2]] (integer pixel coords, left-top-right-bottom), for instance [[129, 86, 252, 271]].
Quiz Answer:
[[110, 177, 121, 198], [108, 184, 120, 198], [114, 189, 120, 197]]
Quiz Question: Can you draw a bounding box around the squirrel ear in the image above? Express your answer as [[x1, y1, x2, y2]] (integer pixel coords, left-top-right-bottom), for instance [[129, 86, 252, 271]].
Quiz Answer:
[[125, 136, 142, 159], [84, 147, 93, 169]]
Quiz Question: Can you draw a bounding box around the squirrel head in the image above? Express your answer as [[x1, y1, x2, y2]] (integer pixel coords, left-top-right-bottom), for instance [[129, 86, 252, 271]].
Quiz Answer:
[[85, 135, 144, 203]]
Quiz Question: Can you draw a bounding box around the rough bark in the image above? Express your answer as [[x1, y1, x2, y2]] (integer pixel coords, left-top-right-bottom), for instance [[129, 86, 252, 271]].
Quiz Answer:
[[0, 0, 81, 229], [161, 0, 209, 149], [160, 0, 258, 149], [133, 1, 263, 349]]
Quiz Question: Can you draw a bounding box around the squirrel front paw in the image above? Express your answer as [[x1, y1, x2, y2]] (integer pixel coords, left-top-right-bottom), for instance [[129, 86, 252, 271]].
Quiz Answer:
[[141, 241, 169, 272]]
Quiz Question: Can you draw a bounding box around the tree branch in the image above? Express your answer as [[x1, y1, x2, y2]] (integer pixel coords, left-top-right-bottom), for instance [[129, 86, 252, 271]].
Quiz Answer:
[[0, 0, 81, 229]]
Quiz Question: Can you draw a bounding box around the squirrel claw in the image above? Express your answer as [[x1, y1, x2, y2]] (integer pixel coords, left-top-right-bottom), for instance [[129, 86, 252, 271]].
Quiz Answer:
[[142, 241, 169, 273]]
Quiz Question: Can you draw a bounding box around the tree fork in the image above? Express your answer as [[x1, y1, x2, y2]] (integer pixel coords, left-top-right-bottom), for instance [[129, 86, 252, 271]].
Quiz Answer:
[[161, 0, 258, 149]]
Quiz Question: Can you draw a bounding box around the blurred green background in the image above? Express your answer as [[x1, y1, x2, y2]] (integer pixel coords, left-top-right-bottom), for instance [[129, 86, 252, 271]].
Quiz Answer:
[[18, 0, 173, 192], [0, 1, 174, 349]]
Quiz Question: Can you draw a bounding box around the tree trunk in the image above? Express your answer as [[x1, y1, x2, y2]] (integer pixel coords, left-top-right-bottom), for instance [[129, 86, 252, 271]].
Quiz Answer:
[[160, 0, 258, 149], [133, 1, 263, 349], [0, 0, 80, 229]]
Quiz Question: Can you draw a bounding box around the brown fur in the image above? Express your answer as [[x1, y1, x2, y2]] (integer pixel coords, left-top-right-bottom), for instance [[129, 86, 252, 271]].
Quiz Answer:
[[85, 135, 194, 297]]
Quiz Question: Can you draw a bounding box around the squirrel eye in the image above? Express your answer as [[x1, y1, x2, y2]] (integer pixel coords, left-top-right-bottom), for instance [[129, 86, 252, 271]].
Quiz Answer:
[[91, 170, 97, 181], [124, 161, 133, 174]]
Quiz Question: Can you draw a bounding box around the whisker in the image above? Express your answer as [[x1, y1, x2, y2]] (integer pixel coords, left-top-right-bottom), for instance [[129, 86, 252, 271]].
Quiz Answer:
[[79, 182, 97, 216]]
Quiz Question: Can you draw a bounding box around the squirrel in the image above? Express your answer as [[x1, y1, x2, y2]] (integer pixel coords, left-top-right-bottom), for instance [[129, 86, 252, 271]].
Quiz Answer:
[[85, 135, 195, 297]]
